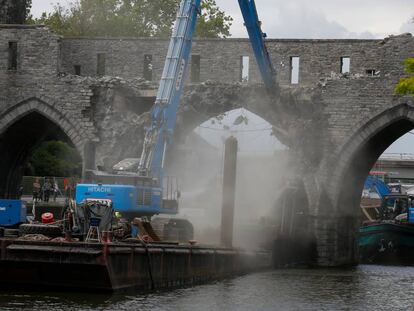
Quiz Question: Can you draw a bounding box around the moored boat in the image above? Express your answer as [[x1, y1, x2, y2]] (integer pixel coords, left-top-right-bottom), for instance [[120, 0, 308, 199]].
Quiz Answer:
[[359, 221, 414, 265], [359, 176, 414, 264]]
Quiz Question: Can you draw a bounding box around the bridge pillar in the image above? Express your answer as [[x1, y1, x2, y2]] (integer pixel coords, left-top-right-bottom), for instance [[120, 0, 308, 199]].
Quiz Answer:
[[314, 216, 359, 266], [273, 178, 361, 267], [82, 140, 96, 182], [272, 179, 317, 267]]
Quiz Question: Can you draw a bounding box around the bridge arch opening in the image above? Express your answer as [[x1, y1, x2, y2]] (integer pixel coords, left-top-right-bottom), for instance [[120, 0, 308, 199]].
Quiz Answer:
[[0, 110, 82, 199], [332, 107, 414, 264], [338, 118, 414, 216], [168, 107, 290, 248]]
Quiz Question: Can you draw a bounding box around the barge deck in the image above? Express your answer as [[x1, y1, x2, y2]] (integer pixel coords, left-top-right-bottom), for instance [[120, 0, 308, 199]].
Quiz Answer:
[[0, 238, 271, 292]]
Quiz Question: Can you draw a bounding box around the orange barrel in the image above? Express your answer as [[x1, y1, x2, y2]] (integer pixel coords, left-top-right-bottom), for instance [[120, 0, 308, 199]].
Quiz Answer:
[[41, 212, 54, 224]]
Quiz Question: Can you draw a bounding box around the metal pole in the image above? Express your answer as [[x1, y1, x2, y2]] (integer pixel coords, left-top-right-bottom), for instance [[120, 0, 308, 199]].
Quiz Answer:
[[220, 136, 238, 248]]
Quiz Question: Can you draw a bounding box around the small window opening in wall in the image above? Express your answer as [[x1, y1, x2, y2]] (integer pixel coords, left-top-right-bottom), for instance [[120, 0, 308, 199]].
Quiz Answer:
[[143, 54, 153, 81], [8, 41, 18, 70], [290, 56, 300, 84], [74, 65, 81, 76], [240, 56, 250, 82], [340, 57, 350, 74], [366, 69, 380, 77], [97, 53, 106, 76], [191, 54, 201, 82]]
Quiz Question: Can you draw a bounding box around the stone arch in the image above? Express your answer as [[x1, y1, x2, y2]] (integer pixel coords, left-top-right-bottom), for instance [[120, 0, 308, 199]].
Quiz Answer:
[[178, 84, 277, 141], [0, 98, 86, 198], [312, 101, 414, 266], [329, 101, 414, 214], [0, 97, 85, 154]]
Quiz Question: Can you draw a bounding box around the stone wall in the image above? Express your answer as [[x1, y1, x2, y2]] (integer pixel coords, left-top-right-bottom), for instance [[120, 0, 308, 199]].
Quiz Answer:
[[0, 25, 98, 194], [304, 33, 414, 266], [0, 25, 59, 74], [61, 37, 388, 87], [0, 25, 96, 147]]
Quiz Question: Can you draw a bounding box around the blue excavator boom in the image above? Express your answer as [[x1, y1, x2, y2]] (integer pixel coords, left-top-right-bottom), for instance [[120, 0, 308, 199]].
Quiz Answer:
[[76, 0, 202, 217], [238, 0, 277, 91], [364, 175, 391, 198], [139, 0, 202, 180]]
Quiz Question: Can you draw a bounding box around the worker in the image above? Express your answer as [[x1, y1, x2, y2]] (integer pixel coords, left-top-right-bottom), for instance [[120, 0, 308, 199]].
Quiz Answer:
[[63, 177, 69, 197], [43, 179, 52, 202], [32, 178, 41, 202], [17, 184, 23, 198], [53, 178, 59, 202]]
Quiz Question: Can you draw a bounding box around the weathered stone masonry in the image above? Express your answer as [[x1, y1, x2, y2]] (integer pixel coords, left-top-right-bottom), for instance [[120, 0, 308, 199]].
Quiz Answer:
[[0, 23, 413, 266], [61, 36, 386, 87], [0, 26, 96, 149]]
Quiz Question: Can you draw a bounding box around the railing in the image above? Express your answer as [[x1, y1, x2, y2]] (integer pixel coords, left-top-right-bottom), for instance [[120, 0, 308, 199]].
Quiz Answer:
[[20, 176, 80, 198], [379, 153, 414, 160]]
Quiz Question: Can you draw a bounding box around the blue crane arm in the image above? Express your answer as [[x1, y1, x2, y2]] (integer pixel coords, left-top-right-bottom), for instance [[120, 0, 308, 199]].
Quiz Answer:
[[138, 0, 201, 181], [364, 175, 391, 198], [139, 0, 275, 181], [238, 0, 277, 91]]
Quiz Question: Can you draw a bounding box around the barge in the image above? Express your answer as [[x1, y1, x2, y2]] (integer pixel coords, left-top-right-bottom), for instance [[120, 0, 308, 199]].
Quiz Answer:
[[0, 237, 271, 291], [0, 0, 277, 291], [359, 176, 414, 265]]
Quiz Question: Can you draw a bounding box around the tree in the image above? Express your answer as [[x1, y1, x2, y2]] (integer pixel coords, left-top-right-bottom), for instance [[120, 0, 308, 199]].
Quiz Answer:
[[27, 141, 82, 177], [1, 0, 32, 23], [396, 58, 414, 97], [29, 0, 233, 38], [23, 0, 32, 21], [196, 0, 232, 38]]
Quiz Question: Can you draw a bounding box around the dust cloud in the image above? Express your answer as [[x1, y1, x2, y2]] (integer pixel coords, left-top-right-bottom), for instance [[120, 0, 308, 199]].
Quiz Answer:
[[167, 130, 292, 250]]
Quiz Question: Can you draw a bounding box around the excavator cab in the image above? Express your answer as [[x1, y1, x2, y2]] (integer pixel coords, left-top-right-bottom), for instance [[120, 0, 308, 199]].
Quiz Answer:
[[77, 168, 178, 218]]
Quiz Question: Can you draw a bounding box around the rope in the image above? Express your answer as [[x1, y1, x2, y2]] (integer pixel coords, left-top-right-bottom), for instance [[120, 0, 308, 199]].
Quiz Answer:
[[137, 235, 155, 290], [47, 219, 65, 226]]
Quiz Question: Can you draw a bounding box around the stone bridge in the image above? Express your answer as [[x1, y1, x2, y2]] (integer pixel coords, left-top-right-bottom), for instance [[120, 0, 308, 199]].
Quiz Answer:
[[0, 24, 413, 266]]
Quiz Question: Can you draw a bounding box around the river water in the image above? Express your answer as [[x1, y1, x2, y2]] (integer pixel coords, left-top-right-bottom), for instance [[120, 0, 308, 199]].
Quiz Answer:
[[0, 265, 413, 311]]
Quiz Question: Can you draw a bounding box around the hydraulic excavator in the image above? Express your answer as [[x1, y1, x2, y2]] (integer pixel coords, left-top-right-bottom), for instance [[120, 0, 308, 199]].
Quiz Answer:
[[74, 0, 277, 225]]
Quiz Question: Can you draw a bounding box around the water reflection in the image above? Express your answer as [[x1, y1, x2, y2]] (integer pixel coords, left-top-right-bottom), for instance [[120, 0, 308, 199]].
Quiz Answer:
[[0, 265, 413, 311]]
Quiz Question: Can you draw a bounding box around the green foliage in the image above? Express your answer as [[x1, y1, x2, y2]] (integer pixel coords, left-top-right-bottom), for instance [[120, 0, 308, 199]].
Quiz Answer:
[[396, 58, 414, 97], [404, 57, 414, 74], [29, 0, 232, 38], [196, 0, 232, 38], [24, 0, 32, 20], [6, 0, 32, 23], [27, 141, 82, 177]]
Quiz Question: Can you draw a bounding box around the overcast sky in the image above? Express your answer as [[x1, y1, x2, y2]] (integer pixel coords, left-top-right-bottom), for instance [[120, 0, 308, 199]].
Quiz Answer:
[[30, 1, 414, 154], [31, 0, 414, 39]]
